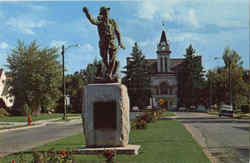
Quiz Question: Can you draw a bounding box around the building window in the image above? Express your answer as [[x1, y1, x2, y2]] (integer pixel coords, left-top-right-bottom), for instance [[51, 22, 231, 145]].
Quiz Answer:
[[160, 57, 163, 72], [169, 101, 173, 106], [169, 87, 173, 95], [165, 57, 168, 72], [160, 82, 168, 95]]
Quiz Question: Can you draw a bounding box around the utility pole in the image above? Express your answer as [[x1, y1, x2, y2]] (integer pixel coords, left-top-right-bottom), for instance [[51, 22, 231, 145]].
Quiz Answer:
[[61, 45, 66, 120], [61, 44, 80, 120], [229, 61, 232, 106]]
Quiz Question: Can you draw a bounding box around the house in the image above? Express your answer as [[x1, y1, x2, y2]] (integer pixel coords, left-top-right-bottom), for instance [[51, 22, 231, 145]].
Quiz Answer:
[[0, 69, 14, 108]]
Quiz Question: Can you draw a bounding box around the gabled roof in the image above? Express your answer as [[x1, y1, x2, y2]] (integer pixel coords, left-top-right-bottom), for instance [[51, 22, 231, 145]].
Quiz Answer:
[[171, 59, 185, 71]]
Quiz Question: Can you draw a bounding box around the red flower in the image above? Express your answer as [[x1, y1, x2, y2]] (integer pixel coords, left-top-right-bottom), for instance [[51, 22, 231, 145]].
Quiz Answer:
[[11, 160, 15, 163], [104, 150, 114, 159], [60, 150, 66, 157], [107, 151, 113, 158]]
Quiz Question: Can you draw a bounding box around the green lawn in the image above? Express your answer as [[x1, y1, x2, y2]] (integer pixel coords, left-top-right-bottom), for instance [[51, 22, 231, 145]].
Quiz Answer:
[[0, 113, 81, 122], [1, 120, 210, 163], [163, 111, 176, 117]]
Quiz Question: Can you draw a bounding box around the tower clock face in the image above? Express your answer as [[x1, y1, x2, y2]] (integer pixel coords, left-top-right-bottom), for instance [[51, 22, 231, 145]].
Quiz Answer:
[[161, 46, 166, 50]]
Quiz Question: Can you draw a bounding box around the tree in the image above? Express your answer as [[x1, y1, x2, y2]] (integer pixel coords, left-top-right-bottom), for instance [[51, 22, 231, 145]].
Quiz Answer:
[[223, 47, 243, 68], [206, 47, 249, 110], [178, 44, 205, 108], [83, 58, 105, 84], [7, 41, 62, 116], [64, 71, 87, 113], [122, 42, 151, 109]]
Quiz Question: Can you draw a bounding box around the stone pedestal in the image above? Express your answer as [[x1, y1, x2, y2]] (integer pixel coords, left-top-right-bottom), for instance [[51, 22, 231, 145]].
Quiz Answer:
[[82, 83, 130, 147]]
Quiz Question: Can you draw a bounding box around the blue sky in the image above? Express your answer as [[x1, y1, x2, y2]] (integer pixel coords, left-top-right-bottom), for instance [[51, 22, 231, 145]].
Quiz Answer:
[[0, 0, 249, 74]]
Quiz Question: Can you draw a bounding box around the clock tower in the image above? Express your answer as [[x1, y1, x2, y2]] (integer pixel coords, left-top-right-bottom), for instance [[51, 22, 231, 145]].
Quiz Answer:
[[156, 30, 171, 73]]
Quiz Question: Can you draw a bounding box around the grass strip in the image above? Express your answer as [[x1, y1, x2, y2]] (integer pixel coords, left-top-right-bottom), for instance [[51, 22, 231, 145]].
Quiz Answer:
[[1, 120, 210, 163]]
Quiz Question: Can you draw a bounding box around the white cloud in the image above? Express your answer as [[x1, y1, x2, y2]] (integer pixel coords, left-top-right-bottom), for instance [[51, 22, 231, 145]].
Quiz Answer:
[[140, 40, 152, 47], [6, 17, 53, 35], [187, 9, 200, 28], [137, 0, 200, 28], [0, 42, 8, 49], [217, 20, 247, 28], [137, 1, 157, 20], [137, 0, 247, 29], [80, 43, 94, 52], [29, 5, 47, 11], [138, 0, 175, 21], [170, 32, 204, 43], [123, 36, 136, 47]]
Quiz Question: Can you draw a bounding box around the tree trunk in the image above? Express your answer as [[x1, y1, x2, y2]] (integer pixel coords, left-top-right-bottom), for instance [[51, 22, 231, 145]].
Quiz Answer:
[[31, 100, 41, 116]]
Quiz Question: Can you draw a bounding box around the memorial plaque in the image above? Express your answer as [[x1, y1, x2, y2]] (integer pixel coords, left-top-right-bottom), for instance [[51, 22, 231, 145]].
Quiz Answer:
[[94, 101, 117, 129]]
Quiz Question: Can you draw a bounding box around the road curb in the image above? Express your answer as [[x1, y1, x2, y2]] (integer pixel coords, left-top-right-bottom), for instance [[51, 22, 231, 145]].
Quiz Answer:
[[0, 118, 82, 133], [0, 123, 47, 133], [0, 118, 61, 133], [184, 124, 220, 163]]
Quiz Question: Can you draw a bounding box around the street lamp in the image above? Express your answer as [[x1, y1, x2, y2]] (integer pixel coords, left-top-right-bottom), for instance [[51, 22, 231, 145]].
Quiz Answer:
[[209, 57, 221, 108], [61, 44, 80, 120]]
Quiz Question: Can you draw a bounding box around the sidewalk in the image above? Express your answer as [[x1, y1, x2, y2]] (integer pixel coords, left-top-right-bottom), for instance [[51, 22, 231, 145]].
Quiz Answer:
[[0, 116, 82, 133]]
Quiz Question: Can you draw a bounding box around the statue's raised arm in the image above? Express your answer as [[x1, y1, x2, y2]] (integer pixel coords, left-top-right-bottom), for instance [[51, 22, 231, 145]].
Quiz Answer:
[[82, 7, 99, 25]]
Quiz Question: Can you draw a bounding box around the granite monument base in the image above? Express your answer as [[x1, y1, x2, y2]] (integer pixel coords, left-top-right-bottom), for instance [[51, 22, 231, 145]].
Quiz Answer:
[[82, 83, 130, 147]]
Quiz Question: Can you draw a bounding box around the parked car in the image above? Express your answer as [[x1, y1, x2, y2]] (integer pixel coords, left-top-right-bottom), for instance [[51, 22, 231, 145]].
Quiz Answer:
[[219, 104, 234, 118], [179, 107, 186, 112], [241, 105, 249, 113], [197, 105, 206, 112]]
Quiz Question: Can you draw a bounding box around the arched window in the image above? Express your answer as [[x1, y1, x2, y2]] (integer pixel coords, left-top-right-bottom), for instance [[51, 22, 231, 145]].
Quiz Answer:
[[160, 82, 169, 95], [169, 87, 173, 95], [156, 87, 160, 95]]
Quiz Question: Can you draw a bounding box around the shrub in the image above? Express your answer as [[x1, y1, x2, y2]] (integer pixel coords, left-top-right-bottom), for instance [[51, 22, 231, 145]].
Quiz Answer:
[[131, 119, 147, 130], [0, 107, 9, 117]]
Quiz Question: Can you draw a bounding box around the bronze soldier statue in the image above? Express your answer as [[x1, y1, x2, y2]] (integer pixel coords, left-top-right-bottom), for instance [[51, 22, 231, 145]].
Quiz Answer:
[[82, 6, 125, 81]]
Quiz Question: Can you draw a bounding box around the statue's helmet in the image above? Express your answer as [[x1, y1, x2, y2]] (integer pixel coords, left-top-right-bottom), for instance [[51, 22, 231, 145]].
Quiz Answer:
[[99, 6, 110, 15]]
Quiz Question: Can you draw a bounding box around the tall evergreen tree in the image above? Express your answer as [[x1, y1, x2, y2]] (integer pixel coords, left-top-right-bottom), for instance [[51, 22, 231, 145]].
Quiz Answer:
[[179, 44, 205, 108], [122, 42, 151, 109]]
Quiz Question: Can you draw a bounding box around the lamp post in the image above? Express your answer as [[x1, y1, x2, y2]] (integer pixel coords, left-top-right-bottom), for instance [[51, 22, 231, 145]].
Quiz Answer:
[[61, 44, 80, 120], [228, 61, 232, 106]]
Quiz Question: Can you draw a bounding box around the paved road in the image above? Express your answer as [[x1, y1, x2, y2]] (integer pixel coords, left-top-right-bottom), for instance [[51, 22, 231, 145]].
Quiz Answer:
[[175, 112, 249, 163], [0, 121, 83, 157]]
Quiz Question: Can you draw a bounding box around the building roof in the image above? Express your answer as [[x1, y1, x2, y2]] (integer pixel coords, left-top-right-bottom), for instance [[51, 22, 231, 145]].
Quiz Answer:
[[145, 59, 157, 64], [171, 58, 185, 71], [160, 30, 167, 44]]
